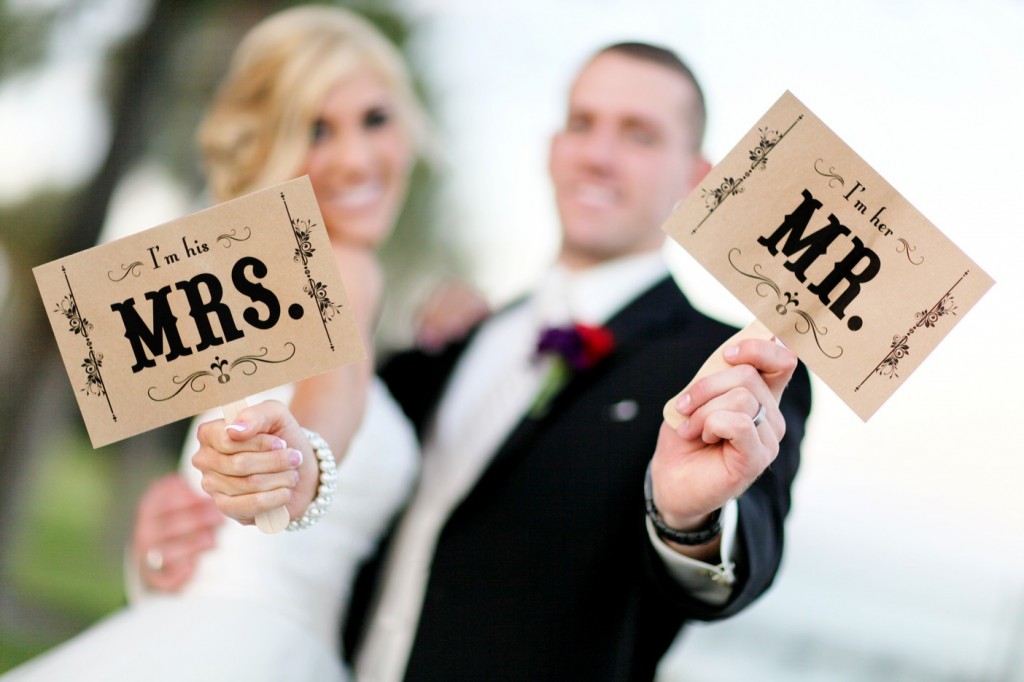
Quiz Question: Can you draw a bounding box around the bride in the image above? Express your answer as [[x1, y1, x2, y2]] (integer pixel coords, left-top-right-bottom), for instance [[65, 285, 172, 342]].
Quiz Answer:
[[2, 6, 467, 680]]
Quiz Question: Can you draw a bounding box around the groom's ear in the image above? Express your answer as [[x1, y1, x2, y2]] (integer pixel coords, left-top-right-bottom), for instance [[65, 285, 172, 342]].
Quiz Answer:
[[688, 154, 711, 190]]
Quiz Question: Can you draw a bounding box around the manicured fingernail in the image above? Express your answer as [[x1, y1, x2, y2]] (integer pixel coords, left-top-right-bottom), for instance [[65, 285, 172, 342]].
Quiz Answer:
[[225, 422, 246, 433], [292, 469, 301, 485], [675, 393, 691, 412], [724, 344, 739, 359], [289, 449, 303, 467], [271, 437, 287, 451], [675, 417, 689, 436]]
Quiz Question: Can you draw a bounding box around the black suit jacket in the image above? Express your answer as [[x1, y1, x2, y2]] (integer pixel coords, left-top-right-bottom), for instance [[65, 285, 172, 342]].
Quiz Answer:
[[350, 276, 811, 681]]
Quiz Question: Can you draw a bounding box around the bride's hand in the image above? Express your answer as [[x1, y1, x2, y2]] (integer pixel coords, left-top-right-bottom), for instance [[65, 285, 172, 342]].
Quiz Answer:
[[415, 279, 490, 352], [133, 473, 223, 591], [191, 400, 319, 525]]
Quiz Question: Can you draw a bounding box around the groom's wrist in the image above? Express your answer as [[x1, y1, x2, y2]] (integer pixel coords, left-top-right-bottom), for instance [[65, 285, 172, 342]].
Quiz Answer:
[[643, 461, 723, 546]]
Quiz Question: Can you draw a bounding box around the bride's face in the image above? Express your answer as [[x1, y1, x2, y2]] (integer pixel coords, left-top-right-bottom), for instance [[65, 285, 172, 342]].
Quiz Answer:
[[302, 68, 414, 248]]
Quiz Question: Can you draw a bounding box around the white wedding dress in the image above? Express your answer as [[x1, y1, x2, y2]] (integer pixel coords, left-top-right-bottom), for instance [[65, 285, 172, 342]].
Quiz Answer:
[[3, 378, 419, 682]]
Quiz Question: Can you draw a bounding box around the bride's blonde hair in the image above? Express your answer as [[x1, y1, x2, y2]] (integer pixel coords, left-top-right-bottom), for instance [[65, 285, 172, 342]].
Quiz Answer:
[[198, 5, 433, 202]]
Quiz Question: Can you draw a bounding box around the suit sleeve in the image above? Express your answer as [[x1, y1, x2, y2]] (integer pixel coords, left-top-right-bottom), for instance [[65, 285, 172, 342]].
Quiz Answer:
[[377, 343, 465, 438], [643, 361, 812, 621]]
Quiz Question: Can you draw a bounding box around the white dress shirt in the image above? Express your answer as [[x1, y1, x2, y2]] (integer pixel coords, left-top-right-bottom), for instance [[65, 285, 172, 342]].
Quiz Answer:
[[355, 251, 737, 682]]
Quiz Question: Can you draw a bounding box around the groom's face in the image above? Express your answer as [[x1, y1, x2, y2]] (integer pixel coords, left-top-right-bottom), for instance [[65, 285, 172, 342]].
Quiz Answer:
[[549, 51, 706, 270]]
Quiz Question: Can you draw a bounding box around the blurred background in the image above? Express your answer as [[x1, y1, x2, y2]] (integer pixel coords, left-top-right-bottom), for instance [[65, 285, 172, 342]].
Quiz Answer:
[[1, 0, 1022, 679]]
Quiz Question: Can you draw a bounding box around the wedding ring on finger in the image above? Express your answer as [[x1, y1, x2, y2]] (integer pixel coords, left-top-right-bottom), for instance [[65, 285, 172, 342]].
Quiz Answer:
[[145, 548, 165, 573], [752, 404, 767, 428]]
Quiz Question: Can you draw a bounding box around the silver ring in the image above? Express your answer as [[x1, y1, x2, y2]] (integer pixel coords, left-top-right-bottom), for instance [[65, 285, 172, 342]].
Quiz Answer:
[[752, 404, 767, 427], [145, 548, 164, 572]]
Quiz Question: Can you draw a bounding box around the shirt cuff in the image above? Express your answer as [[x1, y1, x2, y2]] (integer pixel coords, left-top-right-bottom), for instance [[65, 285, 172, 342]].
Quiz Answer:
[[646, 498, 738, 606]]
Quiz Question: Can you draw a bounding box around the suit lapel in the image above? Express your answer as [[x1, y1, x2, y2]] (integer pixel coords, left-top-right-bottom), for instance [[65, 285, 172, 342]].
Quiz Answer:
[[479, 276, 694, 473], [601, 276, 696, 348]]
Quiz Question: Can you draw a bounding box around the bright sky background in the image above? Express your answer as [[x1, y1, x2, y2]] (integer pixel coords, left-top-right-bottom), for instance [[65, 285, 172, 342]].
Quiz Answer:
[[0, 0, 148, 204], [2, 0, 1022, 677]]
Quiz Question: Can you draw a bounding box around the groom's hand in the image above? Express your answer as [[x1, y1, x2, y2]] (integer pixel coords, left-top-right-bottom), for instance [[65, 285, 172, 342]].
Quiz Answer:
[[192, 400, 318, 525], [650, 338, 797, 555]]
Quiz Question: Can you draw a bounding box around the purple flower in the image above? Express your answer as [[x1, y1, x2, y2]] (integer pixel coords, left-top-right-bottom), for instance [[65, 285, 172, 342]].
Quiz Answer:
[[536, 323, 615, 371], [531, 323, 616, 417]]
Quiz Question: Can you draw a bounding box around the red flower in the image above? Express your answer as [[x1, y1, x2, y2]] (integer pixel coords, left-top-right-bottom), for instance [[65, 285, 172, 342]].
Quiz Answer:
[[531, 323, 616, 417], [536, 323, 616, 371], [574, 324, 615, 369]]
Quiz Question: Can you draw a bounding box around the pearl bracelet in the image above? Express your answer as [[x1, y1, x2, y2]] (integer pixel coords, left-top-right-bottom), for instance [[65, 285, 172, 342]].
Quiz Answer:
[[286, 428, 338, 532]]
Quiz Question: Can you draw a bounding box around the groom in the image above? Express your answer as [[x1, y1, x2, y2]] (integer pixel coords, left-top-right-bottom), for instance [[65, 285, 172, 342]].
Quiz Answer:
[[192, 41, 810, 680], [343, 42, 812, 680]]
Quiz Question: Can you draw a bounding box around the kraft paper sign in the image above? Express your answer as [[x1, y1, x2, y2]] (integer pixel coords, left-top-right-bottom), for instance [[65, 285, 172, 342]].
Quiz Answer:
[[664, 91, 993, 421], [35, 176, 365, 447]]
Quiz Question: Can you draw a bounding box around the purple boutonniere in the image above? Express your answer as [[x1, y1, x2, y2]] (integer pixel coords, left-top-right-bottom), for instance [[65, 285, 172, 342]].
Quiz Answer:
[[530, 323, 616, 417]]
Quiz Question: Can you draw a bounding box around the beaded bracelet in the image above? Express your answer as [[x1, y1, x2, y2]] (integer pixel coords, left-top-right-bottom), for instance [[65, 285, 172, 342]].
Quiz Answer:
[[286, 428, 338, 532], [643, 460, 722, 546]]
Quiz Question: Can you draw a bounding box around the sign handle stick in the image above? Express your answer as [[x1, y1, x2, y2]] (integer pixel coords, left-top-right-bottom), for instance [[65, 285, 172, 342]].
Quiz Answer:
[[663, 320, 777, 429], [221, 398, 291, 534]]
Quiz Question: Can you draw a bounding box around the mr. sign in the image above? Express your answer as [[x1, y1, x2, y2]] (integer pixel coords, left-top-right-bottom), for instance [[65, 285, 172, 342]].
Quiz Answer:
[[758, 188, 880, 332]]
